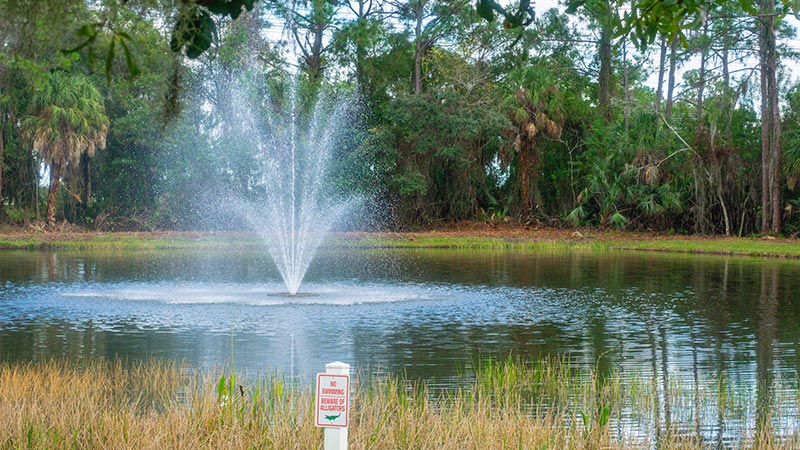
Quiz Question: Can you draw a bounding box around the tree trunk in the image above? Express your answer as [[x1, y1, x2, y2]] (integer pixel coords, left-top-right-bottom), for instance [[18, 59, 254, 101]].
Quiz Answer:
[[355, 21, 367, 91], [82, 153, 91, 205], [695, 20, 708, 143], [768, 13, 781, 234], [82, 153, 91, 223], [0, 66, 5, 216], [717, 183, 731, 236], [47, 162, 61, 228], [759, 0, 781, 234], [414, 7, 424, 95], [33, 154, 40, 222], [760, 31, 770, 233], [623, 42, 630, 134], [0, 121, 4, 217], [518, 143, 531, 218], [695, 22, 711, 234], [598, 26, 613, 122], [655, 37, 667, 113], [721, 21, 733, 142], [307, 22, 324, 81], [665, 35, 678, 121]]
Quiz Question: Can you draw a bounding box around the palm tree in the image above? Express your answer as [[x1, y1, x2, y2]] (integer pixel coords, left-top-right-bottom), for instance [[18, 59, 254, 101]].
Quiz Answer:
[[506, 85, 563, 219], [24, 71, 108, 227]]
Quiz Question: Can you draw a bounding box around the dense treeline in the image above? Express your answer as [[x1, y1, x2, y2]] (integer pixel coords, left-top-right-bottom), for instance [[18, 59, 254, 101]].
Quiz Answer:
[[1, 0, 800, 235]]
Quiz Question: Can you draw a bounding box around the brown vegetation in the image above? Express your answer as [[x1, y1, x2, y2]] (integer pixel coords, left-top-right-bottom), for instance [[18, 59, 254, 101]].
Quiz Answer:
[[0, 359, 796, 449]]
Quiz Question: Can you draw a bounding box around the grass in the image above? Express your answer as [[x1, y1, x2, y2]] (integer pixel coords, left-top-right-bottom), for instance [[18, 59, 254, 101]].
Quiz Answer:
[[1, 358, 797, 449], [607, 237, 800, 258], [2, 228, 799, 259], [0, 232, 262, 251], [340, 234, 800, 258]]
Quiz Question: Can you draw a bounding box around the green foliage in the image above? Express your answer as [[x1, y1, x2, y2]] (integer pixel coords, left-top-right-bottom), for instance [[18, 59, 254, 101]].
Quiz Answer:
[[0, 0, 795, 234], [568, 111, 687, 230], [376, 78, 510, 223], [4, 204, 36, 225], [565, 0, 799, 50], [783, 83, 800, 185], [475, 0, 535, 28], [24, 71, 109, 167], [171, 5, 218, 59]]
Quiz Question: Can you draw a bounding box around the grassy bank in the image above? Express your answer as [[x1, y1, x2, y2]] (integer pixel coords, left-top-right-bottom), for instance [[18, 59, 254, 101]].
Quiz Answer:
[[0, 231, 262, 251], [1, 228, 800, 259], [1, 359, 796, 449], [348, 234, 800, 258]]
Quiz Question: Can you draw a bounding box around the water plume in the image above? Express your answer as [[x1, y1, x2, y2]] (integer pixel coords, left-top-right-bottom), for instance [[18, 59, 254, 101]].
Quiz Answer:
[[231, 82, 361, 295]]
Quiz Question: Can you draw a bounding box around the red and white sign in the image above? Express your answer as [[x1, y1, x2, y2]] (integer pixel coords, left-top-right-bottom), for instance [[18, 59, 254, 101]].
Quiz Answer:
[[315, 373, 350, 428]]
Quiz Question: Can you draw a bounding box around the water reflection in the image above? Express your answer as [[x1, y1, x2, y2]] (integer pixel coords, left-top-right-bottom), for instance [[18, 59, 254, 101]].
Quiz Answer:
[[757, 264, 778, 442], [1, 248, 800, 442]]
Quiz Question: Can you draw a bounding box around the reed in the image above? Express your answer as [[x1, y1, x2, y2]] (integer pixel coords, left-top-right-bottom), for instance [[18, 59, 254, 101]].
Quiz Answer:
[[0, 358, 797, 449]]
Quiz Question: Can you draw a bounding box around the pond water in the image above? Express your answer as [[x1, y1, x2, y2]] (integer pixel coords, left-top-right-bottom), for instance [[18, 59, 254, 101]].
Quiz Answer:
[[1, 246, 799, 441]]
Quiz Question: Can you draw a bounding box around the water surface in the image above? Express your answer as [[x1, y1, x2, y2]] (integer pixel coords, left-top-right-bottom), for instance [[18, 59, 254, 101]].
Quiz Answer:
[[1, 247, 799, 442]]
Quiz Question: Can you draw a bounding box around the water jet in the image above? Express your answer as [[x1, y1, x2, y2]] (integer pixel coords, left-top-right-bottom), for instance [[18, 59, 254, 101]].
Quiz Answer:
[[234, 84, 360, 295]]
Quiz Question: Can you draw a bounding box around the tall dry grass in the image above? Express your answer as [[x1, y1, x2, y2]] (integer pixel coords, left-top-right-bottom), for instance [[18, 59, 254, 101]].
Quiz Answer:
[[0, 358, 797, 449]]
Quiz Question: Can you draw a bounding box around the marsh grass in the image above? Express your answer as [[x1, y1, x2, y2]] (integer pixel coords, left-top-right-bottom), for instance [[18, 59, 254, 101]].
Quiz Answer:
[[1, 358, 798, 449]]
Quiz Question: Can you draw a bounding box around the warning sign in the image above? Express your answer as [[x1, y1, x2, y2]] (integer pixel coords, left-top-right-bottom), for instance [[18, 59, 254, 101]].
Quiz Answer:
[[315, 373, 350, 428]]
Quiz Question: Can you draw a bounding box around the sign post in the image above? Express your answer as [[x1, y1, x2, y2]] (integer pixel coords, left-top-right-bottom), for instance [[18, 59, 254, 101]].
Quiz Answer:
[[316, 361, 350, 450]]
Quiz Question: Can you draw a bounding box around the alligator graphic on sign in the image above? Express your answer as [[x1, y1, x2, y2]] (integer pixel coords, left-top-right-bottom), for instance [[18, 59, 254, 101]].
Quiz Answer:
[[324, 413, 342, 422]]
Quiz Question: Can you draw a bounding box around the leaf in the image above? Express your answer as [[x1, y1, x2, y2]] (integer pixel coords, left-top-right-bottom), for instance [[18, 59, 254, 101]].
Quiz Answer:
[[566, 205, 587, 226], [118, 39, 141, 79], [61, 39, 93, 54], [170, 8, 192, 54], [597, 405, 611, 427], [169, 34, 181, 53], [476, 0, 496, 21], [609, 211, 628, 229], [217, 375, 227, 398], [75, 23, 97, 38], [186, 11, 216, 58], [738, 0, 759, 15], [565, 0, 585, 14], [105, 36, 116, 83], [206, 2, 234, 15]]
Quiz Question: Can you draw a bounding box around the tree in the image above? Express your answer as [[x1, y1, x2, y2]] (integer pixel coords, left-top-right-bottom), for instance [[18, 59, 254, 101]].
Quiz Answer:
[[24, 71, 109, 227], [0, 0, 92, 221], [270, 0, 338, 81], [759, 0, 782, 234], [388, 0, 468, 94], [579, 0, 622, 122], [506, 75, 563, 218], [331, 0, 387, 92], [563, 0, 792, 233]]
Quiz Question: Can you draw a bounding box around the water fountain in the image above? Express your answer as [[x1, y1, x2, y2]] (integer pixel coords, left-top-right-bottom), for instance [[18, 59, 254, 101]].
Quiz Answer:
[[236, 85, 360, 295]]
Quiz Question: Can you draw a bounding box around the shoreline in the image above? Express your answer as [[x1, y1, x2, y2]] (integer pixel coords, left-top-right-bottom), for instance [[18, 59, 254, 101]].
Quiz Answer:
[[0, 225, 798, 259]]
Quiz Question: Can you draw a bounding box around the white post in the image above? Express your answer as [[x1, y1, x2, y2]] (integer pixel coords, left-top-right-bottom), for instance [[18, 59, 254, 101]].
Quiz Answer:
[[324, 361, 349, 450]]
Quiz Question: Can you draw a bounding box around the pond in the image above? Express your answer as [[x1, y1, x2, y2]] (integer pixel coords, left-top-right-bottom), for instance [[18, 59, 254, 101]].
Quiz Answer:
[[1, 246, 799, 441]]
